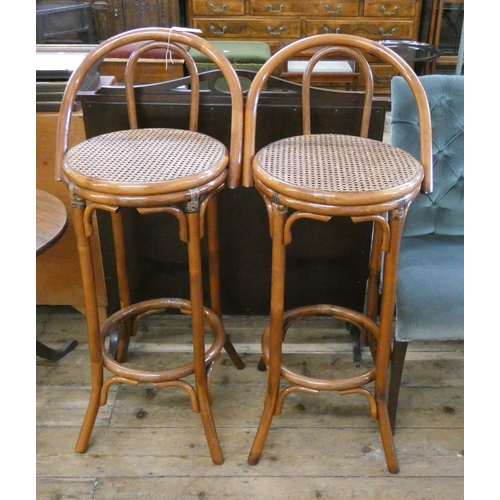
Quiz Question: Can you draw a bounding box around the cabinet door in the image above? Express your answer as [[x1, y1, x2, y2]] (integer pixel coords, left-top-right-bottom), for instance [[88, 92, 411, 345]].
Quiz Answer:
[[113, 0, 164, 32], [93, 1, 181, 39]]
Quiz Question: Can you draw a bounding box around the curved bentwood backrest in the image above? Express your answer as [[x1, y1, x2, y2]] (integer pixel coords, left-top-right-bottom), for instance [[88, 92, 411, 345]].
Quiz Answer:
[[242, 34, 432, 194], [55, 27, 244, 188]]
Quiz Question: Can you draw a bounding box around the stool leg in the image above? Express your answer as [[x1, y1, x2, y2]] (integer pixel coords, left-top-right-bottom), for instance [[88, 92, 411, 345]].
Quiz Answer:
[[248, 202, 287, 465], [186, 209, 224, 465], [388, 339, 408, 434], [72, 202, 104, 453], [364, 222, 384, 354], [111, 210, 133, 363], [206, 197, 245, 369], [373, 212, 406, 474]]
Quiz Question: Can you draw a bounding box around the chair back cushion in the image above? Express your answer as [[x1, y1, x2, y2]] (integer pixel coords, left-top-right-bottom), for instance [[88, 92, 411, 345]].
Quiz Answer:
[[391, 75, 464, 236]]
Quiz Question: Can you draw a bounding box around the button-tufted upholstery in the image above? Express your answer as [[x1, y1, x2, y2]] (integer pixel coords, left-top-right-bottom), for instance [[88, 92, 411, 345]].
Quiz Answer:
[[391, 75, 464, 342], [388, 74, 464, 432], [392, 75, 464, 238]]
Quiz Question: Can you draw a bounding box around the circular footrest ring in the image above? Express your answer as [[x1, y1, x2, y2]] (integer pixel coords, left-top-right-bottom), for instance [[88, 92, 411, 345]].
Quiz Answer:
[[261, 304, 378, 392], [100, 297, 225, 384]]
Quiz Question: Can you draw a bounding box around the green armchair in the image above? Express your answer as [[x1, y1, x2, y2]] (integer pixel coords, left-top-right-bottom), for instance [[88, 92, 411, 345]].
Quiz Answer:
[[388, 75, 464, 432]]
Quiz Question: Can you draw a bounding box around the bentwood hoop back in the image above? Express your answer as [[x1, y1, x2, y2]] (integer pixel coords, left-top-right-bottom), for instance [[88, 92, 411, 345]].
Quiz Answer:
[[55, 28, 245, 465], [242, 34, 432, 474]]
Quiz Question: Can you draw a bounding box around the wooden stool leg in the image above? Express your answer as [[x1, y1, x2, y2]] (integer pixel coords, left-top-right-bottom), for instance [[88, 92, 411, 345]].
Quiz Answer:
[[377, 399, 400, 474], [206, 197, 245, 369], [373, 212, 406, 474], [388, 340, 408, 434], [111, 210, 133, 363], [248, 202, 287, 465], [72, 201, 104, 453], [187, 209, 224, 465], [364, 222, 384, 354]]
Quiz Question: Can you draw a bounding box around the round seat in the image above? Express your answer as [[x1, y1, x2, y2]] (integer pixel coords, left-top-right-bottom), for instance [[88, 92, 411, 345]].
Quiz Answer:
[[253, 134, 424, 209], [63, 128, 229, 199]]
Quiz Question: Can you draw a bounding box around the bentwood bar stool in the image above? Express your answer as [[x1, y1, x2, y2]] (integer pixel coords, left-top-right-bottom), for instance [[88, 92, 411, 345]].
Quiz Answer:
[[55, 28, 244, 464], [242, 34, 432, 474]]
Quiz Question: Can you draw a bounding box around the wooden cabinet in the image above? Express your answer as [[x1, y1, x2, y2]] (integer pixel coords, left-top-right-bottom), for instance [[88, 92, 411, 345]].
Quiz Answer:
[[187, 0, 423, 91], [423, 0, 464, 74], [91, 0, 181, 40]]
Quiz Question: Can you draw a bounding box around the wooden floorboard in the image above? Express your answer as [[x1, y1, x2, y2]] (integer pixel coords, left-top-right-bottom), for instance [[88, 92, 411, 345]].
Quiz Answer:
[[36, 307, 464, 499]]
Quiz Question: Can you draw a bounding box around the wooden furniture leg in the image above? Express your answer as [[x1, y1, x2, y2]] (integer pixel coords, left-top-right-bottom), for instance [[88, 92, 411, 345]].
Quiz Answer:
[[248, 200, 287, 465], [206, 196, 245, 369], [72, 201, 105, 454], [187, 208, 224, 465], [36, 339, 78, 361], [111, 210, 133, 363]]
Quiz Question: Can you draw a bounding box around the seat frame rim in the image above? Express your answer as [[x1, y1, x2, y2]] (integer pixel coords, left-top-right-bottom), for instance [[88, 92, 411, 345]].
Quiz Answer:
[[253, 166, 424, 209], [65, 171, 228, 208]]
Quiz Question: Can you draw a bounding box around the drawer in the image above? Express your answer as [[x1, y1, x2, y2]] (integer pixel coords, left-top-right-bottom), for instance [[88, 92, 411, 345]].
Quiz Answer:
[[371, 64, 398, 92], [250, 1, 359, 17], [194, 18, 302, 38], [306, 19, 415, 39], [191, 0, 244, 16], [363, 1, 418, 18]]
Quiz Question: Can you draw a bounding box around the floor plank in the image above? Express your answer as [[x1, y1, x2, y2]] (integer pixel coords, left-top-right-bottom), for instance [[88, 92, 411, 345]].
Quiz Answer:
[[36, 308, 464, 499]]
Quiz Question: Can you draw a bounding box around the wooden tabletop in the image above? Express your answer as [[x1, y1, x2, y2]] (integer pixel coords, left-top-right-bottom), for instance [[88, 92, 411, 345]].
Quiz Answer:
[[36, 189, 68, 256]]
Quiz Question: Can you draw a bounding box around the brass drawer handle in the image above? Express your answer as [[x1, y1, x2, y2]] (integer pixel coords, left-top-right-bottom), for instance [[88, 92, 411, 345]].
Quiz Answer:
[[267, 4, 284, 14], [324, 4, 342, 15], [375, 74, 394, 84], [380, 5, 400, 16], [210, 24, 228, 35], [208, 3, 227, 14], [323, 24, 341, 34], [379, 27, 397, 37], [267, 25, 285, 36]]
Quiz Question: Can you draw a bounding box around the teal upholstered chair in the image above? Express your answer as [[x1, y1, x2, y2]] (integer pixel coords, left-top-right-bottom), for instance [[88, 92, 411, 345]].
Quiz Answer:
[[388, 75, 464, 432]]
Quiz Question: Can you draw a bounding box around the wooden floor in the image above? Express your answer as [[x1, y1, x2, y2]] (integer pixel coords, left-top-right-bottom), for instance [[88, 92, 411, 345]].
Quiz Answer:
[[36, 306, 464, 499]]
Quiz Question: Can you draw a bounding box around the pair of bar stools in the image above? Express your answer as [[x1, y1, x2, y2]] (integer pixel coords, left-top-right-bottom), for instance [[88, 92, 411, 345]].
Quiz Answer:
[[55, 28, 431, 473]]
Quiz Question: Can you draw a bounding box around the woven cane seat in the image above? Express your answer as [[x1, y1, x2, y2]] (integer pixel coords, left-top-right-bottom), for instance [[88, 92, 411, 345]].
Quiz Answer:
[[254, 134, 423, 206], [63, 128, 228, 196]]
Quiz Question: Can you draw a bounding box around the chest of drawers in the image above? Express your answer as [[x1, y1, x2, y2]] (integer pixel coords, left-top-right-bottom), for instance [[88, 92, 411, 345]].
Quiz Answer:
[[187, 1, 423, 92]]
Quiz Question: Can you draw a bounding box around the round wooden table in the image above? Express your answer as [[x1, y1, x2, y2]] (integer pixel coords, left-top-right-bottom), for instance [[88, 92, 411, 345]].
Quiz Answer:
[[36, 189, 78, 360], [36, 189, 68, 256]]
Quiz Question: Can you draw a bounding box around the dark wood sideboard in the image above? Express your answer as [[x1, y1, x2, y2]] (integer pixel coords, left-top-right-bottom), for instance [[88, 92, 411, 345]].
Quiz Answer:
[[187, 1, 423, 93]]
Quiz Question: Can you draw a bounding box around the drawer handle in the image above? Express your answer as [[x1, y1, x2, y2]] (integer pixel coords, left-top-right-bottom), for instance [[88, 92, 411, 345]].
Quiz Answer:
[[267, 25, 285, 36], [208, 3, 227, 14], [378, 27, 397, 37], [210, 24, 228, 35], [323, 25, 341, 34], [267, 4, 284, 14], [375, 74, 394, 84], [380, 5, 400, 16], [324, 4, 342, 15]]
